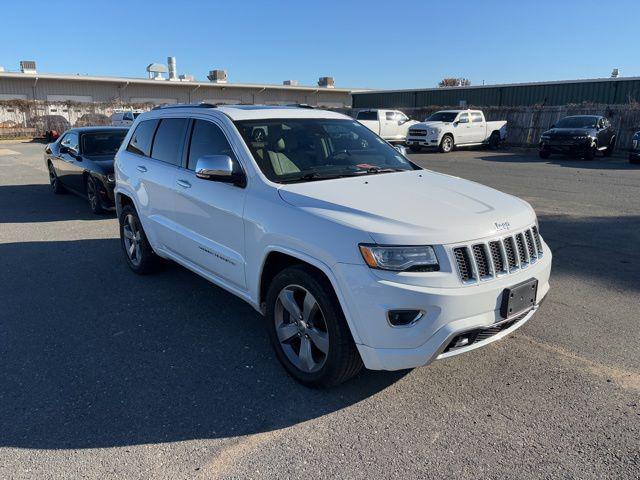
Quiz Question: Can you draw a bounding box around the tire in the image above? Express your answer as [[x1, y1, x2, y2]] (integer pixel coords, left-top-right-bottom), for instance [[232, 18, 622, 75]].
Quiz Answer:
[[630, 155, 640, 165], [265, 265, 363, 387], [604, 137, 616, 157], [583, 144, 596, 160], [119, 204, 160, 274], [539, 149, 551, 159], [86, 175, 104, 214], [488, 131, 500, 149], [439, 134, 454, 153], [409, 145, 422, 152], [48, 162, 66, 194]]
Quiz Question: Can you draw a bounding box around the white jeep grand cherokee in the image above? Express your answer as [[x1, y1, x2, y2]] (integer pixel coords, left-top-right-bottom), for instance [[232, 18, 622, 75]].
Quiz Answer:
[[114, 104, 551, 386]]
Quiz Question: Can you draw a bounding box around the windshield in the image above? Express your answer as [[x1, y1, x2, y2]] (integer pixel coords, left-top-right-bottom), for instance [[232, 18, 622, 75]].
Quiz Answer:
[[425, 112, 458, 122], [555, 116, 598, 129], [81, 131, 127, 156], [235, 118, 417, 183]]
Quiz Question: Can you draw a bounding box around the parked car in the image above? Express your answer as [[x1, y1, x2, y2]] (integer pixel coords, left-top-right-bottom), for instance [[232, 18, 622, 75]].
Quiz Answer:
[[45, 126, 129, 213], [629, 131, 640, 164], [111, 110, 143, 127], [355, 109, 419, 143], [539, 115, 616, 160], [407, 110, 507, 153], [114, 104, 552, 387]]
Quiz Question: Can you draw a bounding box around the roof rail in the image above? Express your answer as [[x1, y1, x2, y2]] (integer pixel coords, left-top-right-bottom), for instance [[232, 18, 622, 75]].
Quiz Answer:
[[151, 102, 218, 110]]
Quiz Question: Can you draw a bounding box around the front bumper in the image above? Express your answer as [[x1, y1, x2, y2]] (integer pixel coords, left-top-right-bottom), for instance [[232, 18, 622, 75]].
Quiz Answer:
[[407, 134, 440, 148], [539, 139, 592, 153], [334, 244, 552, 371]]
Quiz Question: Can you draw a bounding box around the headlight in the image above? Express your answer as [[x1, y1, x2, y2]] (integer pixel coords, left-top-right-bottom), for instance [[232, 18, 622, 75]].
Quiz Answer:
[[107, 173, 115, 183], [430, 128, 440, 135], [359, 244, 439, 272]]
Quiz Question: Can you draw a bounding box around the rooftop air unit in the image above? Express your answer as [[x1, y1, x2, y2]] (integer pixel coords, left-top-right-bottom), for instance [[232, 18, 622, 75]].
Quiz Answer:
[[611, 68, 620, 78], [20, 60, 37, 74], [179, 74, 194, 82], [318, 76, 335, 88], [146, 63, 168, 80], [283, 80, 299, 86], [207, 70, 228, 83], [168, 56, 178, 81]]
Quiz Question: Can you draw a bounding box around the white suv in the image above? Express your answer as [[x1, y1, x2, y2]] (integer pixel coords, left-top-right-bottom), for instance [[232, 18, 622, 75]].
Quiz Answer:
[[114, 104, 552, 386]]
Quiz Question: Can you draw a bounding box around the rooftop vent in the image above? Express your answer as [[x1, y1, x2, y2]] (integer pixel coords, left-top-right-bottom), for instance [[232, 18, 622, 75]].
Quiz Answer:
[[147, 63, 168, 80], [207, 70, 228, 83], [318, 76, 335, 88], [20, 60, 37, 74], [611, 68, 620, 78], [179, 74, 194, 82], [283, 80, 299, 86], [168, 56, 178, 81]]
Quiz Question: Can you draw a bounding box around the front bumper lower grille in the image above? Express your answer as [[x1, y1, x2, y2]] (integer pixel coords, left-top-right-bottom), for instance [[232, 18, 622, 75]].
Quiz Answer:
[[452, 225, 544, 284]]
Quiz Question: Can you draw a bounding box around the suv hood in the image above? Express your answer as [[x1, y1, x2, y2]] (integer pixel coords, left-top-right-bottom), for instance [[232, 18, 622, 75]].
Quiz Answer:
[[544, 128, 595, 137], [278, 170, 535, 245]]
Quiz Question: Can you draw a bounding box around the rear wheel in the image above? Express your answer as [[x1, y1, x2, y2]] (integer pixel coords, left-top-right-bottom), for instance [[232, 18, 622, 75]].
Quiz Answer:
[[86, 175, 104, 214], [488, 131, 500, 149], [48, 162, 65, 194], [265, 266, 362, 387], [539, 149, 551, 159], [439, 134, 454, 153], [119, 205, 160, 274]]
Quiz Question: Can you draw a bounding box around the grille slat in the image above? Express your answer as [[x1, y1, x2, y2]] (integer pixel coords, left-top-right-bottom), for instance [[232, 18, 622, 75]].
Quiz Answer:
[[452, 226, 543, 284], [489, 241, 505, 273], [472, 244, 490, 277]]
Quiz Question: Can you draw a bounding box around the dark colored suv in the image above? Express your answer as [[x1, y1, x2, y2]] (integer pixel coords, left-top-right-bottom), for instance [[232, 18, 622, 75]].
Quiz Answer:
[[539, 115, 616, 160]]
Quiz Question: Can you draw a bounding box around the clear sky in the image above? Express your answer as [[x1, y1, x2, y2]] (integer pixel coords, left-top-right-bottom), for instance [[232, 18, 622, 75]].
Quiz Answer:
[[1, 0, 638, 90]]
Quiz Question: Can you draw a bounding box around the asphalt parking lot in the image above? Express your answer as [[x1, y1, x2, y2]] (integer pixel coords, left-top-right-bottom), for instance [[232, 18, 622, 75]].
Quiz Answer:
[[1, 142, 639, 479]]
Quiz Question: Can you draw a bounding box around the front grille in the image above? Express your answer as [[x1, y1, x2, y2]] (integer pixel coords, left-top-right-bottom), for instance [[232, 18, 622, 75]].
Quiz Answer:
[[452, 225, 543, 284], [409, 129, 427, 136]]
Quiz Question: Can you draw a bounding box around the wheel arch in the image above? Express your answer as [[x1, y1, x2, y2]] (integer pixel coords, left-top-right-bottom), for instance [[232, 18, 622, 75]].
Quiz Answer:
[[257, 247, 363, 344]]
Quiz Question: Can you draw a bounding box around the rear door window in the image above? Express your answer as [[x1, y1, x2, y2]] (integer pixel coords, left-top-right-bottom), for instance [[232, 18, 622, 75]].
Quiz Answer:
[[150, 118, 189, 166], [356, 111, 378, 121], [126, 119, 159, 157], [471, 112, 484, 122]]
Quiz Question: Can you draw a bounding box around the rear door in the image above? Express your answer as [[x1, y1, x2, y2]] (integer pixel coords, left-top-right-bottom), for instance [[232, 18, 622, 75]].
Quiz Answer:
[[125, 118, 186, 250], [469, 111, 487, 143], [356, 110, 381, 135], [172, 117, 247, 288]]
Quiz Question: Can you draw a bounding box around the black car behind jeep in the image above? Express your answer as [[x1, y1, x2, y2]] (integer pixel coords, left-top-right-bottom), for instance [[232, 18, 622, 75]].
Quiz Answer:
[[539, 115, 616, 160], [629, 131, 640, 164]]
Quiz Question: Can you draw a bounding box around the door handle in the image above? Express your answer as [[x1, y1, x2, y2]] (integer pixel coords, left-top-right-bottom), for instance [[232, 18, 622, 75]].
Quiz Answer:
[[177, 179, 191, 189], [136, 165, 147, 173]]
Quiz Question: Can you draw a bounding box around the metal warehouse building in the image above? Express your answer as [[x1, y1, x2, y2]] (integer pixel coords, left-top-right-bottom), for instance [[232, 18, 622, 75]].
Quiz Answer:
[[352, 76, 640, 108], [0, 71, 354, 107]]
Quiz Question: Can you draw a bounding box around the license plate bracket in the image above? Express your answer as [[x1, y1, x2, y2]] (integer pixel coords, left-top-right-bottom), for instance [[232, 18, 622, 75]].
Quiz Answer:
[[500, 278, 538, 318]]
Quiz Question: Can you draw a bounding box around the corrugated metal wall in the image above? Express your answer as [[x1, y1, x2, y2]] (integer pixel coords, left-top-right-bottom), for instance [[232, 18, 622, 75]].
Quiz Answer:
[[353, 78, 640, 108]]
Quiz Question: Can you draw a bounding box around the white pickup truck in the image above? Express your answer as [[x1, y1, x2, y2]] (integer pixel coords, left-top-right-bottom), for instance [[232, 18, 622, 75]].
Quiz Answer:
[[407, 110, 507, 153], [356, 109, 419, 143]]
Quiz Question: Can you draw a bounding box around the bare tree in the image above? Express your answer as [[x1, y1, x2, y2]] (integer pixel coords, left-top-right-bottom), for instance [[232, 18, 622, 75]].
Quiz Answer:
[[438, 78, 471, 87]]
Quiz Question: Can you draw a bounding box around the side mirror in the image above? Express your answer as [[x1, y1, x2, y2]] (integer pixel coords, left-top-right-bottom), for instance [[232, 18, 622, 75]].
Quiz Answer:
[[394, 145, 408, 156], [195, 155, 246, 187], [60, 145, 79, 157]]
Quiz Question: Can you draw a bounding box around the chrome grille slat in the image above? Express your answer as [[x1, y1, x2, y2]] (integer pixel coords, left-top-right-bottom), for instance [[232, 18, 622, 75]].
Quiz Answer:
[[451, 225, 543, 284]]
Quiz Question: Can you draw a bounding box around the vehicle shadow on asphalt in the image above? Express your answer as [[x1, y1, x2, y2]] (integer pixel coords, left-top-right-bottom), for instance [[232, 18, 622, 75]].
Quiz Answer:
[[473, 151, 639, 170], [538, 214, 640, 292], [0, 184, 115, 222], [0, 238, 407, 450]]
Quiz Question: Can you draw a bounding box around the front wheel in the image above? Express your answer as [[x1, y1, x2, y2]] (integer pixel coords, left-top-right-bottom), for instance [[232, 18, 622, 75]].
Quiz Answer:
[[48, 162, 66, 194], [119, 205, 160, 274], [604, 137, 616, 157], [409, 145, 422, 152], [539, 149, 551, 159], [439, 134, 454, 153], [584, 144, 596, 160], [86, 175, 104, 214], [265, 266, 363, 387]]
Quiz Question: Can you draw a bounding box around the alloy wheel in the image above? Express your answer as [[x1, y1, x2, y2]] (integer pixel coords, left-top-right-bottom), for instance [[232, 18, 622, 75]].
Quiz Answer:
[[48, 164, 57, 190], [442, 136, 452, 152], [274, 284, 329, 373], [122, 214, 143, 267], [87, 177, 98, 211]]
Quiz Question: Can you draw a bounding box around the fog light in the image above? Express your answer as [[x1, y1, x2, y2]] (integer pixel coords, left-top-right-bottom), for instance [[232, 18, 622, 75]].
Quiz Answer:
[[453, 336, 470, 348], [387, 309, 424, 327]]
